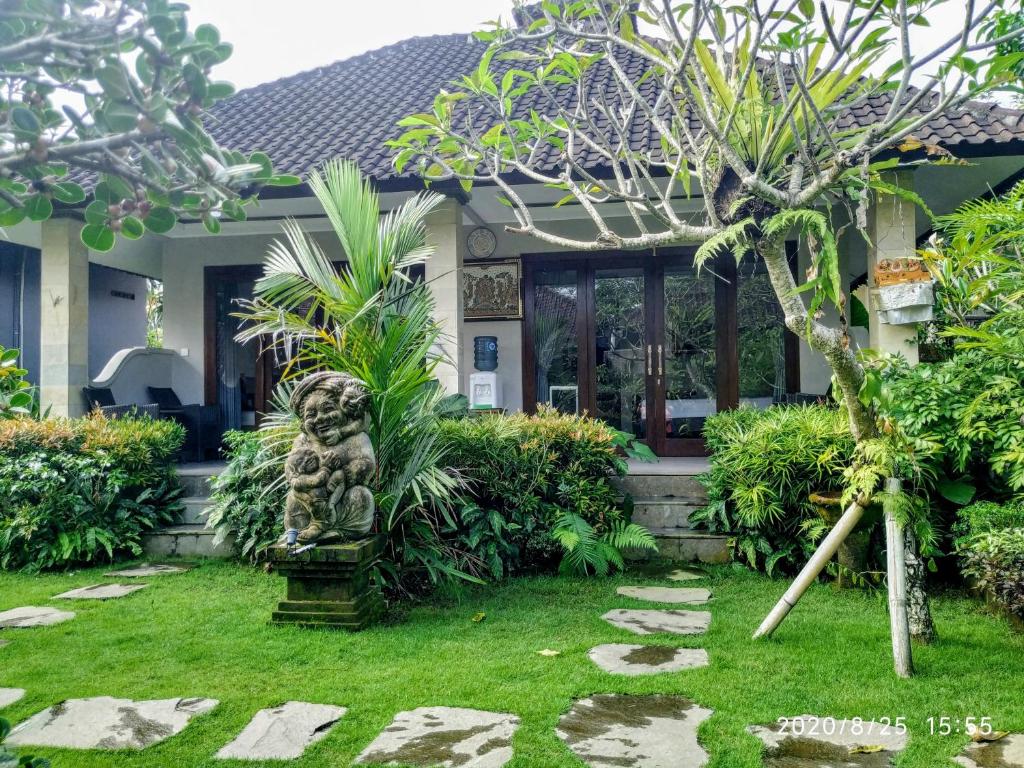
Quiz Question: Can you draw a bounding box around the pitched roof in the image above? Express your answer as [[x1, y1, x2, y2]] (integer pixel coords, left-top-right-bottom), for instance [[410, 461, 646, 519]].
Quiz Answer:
[[207, 33, 1024, 190]]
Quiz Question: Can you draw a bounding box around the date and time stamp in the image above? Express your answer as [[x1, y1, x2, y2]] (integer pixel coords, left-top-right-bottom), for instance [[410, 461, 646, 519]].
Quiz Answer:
[[775, 715, 1001, 737]]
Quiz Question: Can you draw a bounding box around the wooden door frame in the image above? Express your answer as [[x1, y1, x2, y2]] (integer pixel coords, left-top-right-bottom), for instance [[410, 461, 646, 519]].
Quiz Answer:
[[203, 264, 276, 423], [521, 245, 801, 456]]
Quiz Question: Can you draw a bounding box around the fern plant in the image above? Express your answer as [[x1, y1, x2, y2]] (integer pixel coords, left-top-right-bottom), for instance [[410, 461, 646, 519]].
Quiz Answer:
[[552, 512, 656, 576]]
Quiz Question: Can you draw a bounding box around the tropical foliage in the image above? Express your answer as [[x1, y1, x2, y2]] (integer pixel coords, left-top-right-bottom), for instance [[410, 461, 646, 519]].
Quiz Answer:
[[439, 408, 655, 578], [0, 413, 183, 571], [0, 0, 296, 250], [0, 346, 32, 419], [692, 405, 857, 575], [233, 158, 462, 593]]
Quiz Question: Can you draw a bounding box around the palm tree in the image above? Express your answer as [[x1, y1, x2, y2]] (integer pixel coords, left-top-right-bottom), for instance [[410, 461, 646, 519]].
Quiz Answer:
[[234, 158, 464, 589]]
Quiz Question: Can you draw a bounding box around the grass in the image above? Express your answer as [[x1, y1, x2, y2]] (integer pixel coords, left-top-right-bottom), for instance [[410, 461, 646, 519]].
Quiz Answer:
[[0, 561, 1022, 767]]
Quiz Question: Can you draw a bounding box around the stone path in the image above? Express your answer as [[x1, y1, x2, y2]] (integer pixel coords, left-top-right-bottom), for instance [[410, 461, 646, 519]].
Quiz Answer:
[[0, 688, 25, 708], [216, 701, 346, 761], [667, 568, 704, 581], [7, 696, 218, 750], [602, 608, 711, 635], [616, 586, 711, 604], [956, 734, 1024, 767], [356, 707, 520, 768], [0, 606, 75, 628], [54, 584, 147, 600], [748, 717, 909, 767], [588, 644, 709, 676], [558, 695, 712, 768], [104, 563, 189, 577]]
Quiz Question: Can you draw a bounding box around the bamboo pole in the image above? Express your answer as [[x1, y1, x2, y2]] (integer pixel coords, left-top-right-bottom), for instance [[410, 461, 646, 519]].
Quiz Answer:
[[885, 478, 914, 678], [753, 500, 865, 639]]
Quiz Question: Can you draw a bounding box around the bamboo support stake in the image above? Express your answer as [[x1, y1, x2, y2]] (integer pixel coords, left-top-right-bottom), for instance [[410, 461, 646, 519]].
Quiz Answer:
[[885, 478, 914, 678], [753, 499, 866, 639]]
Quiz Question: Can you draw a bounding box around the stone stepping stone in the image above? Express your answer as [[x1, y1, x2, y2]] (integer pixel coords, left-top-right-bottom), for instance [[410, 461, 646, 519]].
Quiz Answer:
[[667, 568, 704, 581], [356, 706, 519, 768], [0, 606, 75, 629], [54, 584, 147, 600], [558, 694, 712, 768], [956, 734, 1024, 767], [617, 586, 712, 604], [602, 609, 711, 636], [104, 563, 189, 577], [748, 716, 909, 767], [588, 644, 709, 676], [216, 701, 346, 761], [7, 696, 218, 750], [0, 688, 25, 708]]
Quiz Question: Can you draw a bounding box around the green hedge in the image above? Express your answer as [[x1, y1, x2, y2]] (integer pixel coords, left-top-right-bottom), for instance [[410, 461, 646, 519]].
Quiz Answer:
[[0, 414, 184, 571]]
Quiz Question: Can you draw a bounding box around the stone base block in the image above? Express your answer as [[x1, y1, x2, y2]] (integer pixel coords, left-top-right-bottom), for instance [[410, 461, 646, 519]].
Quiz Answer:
[[268, 537, 384, 631]]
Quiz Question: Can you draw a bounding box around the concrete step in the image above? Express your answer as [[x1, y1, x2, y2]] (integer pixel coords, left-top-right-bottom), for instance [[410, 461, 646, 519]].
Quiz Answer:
[[175, 462, 224, 497], [627, 528, 730, 564], [177, 497, 213, 526], [142, 525, 233, 559], [631, 498, 703, 529], [612, 473, 707, 500]]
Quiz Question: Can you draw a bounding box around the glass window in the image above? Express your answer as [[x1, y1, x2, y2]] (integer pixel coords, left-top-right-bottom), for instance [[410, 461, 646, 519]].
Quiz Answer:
[[533, 269, 579, 413], [663, 265, 717, 437], [737, 259, 787, 407]]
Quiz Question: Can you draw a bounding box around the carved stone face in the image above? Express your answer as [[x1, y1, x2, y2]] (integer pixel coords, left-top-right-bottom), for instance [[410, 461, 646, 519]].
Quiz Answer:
[[302, 389, 344, 446]]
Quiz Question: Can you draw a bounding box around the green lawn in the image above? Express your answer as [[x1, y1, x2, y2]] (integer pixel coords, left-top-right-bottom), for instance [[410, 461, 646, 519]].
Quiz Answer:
[[0, 561, 1021, 767]]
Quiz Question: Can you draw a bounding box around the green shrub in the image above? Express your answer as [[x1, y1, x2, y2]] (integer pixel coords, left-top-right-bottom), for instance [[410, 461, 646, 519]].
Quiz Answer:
[[961, 527, 1024, 624], [953, 500, 1024, 549], [0, 414, 184, 571], [207, 429, 290, 561], [0, 345, 32, 419], [438, 408, 655, 577], [691, 404, 857, 574], [882, 328, 1024, 495]]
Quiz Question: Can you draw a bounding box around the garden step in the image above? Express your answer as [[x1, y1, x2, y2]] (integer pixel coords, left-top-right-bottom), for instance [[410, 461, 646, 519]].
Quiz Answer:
[[177, 497, 213, 526], [612, 473, 707, 500], [175, 462, 224, 497], [631, 498, 703, 529], [626, 528, 730, 564], [142, 525, 233, 559]]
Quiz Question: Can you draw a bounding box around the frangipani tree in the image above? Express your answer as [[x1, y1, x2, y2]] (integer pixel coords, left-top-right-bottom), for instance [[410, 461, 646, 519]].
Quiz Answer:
[[391, 0, 1024, 676]]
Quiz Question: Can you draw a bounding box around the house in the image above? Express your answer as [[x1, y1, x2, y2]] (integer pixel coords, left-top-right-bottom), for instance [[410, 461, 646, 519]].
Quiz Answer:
[[0, 241, 150, 385], [3, 29, 1024, 456]]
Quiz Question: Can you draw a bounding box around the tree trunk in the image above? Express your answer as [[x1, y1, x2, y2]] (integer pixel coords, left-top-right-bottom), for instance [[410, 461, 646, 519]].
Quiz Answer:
[[755, 237, 916, 676], [904, 527, 937, 644]]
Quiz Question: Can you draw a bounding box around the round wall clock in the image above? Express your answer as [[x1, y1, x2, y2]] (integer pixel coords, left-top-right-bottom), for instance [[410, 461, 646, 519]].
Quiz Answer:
[[467, 226, 497, 258]]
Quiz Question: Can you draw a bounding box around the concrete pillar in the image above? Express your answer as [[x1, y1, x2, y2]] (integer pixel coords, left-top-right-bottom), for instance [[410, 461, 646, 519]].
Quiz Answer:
[[867, 171, 919, 365], [40, 218, 90, 417], [424, 199, 465, 395]]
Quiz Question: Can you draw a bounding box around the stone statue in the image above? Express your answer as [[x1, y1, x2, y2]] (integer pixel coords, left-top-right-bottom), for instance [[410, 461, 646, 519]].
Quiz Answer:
[[282, 371, 376, 544]]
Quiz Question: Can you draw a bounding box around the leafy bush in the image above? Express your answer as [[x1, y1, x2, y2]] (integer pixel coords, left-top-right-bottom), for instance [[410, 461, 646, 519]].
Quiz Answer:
[[960, 527, 1024, 624], [691, 404, 857, 574], [0, 414, 184, 571], [0, 346, 32, 419], [881, 332, 1024, 495], [207, 429, 289, 561], [953, 500, 1024, 549], [438, 408, 655, 578]]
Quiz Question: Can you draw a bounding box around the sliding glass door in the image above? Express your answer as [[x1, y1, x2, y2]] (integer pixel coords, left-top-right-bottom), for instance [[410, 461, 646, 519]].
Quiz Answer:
[[525, 248, 799, 456]]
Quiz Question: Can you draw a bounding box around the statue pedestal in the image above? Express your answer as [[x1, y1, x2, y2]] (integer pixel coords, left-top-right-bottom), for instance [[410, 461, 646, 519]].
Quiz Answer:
[[268, 537, 384, 630]]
